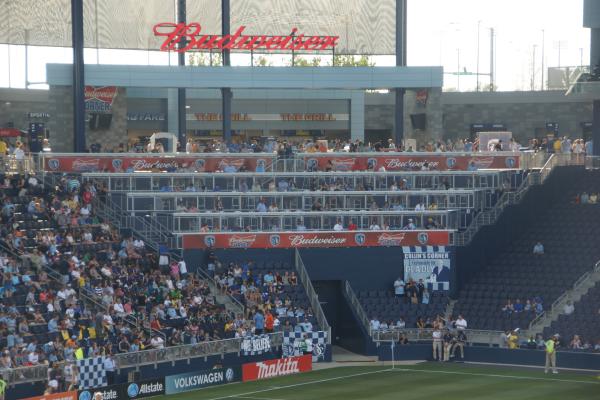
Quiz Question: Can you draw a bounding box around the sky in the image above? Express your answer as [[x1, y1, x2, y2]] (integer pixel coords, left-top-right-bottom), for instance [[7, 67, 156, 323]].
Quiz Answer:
[[0, 0, 590, 92]]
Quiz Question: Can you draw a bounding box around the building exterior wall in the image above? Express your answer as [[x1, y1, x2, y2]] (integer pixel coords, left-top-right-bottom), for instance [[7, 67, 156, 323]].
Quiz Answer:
[[0, 87, 593, 151], [441, 91, 592, 142]]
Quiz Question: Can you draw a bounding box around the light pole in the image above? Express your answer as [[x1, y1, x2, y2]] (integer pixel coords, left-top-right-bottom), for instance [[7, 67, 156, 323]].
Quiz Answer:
[[457, 48, 461, 91], [541, 29, 545, 90], [531, 45, 537, 91], [476, 20, 481, 91]]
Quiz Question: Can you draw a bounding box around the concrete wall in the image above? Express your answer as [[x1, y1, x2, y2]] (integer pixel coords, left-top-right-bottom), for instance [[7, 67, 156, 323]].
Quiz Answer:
[[442, 91, 592, 142]]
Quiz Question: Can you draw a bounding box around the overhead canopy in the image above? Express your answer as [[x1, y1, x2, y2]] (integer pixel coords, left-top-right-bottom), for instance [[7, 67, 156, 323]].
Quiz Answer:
[[0, 0, 396, 54]]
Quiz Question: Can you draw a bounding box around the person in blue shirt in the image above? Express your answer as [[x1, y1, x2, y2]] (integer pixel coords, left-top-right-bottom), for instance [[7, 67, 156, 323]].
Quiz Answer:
[[513, 299, 524, 313], [253, 310, 265, 335]]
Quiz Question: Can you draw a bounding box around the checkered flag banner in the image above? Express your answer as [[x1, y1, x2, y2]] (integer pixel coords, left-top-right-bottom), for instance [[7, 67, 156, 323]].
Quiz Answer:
[[77, 356, 107, 389], [240, 334, 272, 356], [283, 331, 328, 362]]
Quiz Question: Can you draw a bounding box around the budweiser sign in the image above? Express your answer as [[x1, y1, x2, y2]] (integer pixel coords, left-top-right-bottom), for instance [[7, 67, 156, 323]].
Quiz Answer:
[[153, 23, 339, 53], [242, 355, 312, 382], [289, 235, 347, 247], [84, 86, 117, 104]]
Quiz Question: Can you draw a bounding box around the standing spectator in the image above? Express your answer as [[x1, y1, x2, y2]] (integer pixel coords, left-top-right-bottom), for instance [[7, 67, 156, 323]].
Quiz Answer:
[[393, 277, 405, 298], [545, 335, 559, 374], [432, 326, 443, 361], [103, 353, 116, 384], [563, 300, 575, 315], [452, 330, 467, 359], [253, 310, 265, 335]]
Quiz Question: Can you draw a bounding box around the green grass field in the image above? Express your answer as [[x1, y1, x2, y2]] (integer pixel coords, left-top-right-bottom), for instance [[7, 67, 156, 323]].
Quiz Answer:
[[157, 362, 600, 400]]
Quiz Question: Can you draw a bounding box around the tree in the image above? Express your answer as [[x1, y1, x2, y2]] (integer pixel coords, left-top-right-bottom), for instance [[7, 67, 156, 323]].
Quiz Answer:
[[188, 52, 223, 66], [328, 54, 375, 67], [253, 55, 273, 67], [289, 56, 322, 67]]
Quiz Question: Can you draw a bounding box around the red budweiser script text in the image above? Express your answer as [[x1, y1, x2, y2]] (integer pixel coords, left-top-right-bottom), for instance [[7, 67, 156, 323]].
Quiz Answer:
[[302, 154, 520, 171], [182, 231, 450, 250], [84, 86, 117, 103], [242, 355, 312, 382], [42, 155, 274, 173], [153, 23, 339, 53]]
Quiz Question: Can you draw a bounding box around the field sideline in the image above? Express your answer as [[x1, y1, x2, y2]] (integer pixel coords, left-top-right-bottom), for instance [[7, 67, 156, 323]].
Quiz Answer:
[[156, 362, 600, 400]]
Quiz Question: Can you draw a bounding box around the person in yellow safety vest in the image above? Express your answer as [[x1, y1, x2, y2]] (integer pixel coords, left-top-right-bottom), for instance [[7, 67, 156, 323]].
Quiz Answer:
[[75, 345, 84, 360], [0, 377, 7, 400], [544, 334, 559, 374]]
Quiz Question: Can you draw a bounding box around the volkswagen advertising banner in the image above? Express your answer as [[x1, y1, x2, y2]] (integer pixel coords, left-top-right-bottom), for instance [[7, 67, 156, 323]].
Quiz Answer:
[[165, 366, 241, 395], [77, 378, 164, 400]]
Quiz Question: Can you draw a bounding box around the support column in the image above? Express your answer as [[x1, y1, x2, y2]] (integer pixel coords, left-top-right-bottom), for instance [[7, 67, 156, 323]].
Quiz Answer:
[[167, 88, 179, 135], [592, 28, 600, 73], [593, 100, 600, 156], [177, 0, 187, 150], [222, 0, 232, 144], [350, 91, 364, 142], [71, 0, 86, 152], [394, 0, 407, 147]]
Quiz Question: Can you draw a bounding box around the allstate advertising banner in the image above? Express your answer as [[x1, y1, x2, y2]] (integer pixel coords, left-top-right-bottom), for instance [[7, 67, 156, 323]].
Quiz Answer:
[[301, 153, 519, 171], [42, 154, 275, 173], [165, 366, 241, 395], [402, 246, 452, 291], [182, 231, 450, 250], [77, 378, 165, 400]]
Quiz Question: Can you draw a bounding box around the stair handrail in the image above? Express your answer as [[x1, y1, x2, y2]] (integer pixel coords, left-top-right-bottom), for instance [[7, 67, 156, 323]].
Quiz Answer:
[[343, 280, 372, 336], [294, 250, 331, 343], [528, 259, 600, 330]]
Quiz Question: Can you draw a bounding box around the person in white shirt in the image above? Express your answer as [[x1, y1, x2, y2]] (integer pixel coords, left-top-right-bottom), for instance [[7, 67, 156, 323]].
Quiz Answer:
[[28, 350, 39, 365], [455, 315, 467, 331], [333, 220, 344, 231], [533, 242, 544, 255], [369, 223, 381, 231], [393, 278, 405, 298], [133, 239, 145, 249], [432, 327, 443, 361], [370, 317, 381, 331], [113, 301, 125, 317], [563, 301, 575, 315], [178, 260, 188, 276], [150, 335, 165, 349]]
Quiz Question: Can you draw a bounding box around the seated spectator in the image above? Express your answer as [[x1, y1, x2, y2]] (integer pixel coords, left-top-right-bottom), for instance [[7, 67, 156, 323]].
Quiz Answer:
[[570, 334, 583, 349], [563, 300, 575, 315], [589, 193, 598, 204], [513, 298, 524, 313], [502, 299, 514, 314], [533, 242, 544, 255], [333, 219, 344, 231], [580, 192, 589, 204]]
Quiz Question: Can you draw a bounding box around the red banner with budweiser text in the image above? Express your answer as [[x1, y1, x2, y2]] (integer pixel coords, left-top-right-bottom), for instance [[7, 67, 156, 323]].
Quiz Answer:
[[182, 231, 450, 250], [303, 154, 519, 171], [242, 355, 312, 382], [43, 155, 276, 173]]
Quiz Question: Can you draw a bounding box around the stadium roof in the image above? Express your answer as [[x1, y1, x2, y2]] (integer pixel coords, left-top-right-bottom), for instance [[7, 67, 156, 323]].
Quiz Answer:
[[0, 0, 396, 54]]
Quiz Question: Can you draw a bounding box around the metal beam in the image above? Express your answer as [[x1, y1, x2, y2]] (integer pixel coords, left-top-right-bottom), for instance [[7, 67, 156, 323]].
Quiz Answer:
[[71, 0, 85, 152], [177, 0, 187, 150], [222, 0, 232, 144], [394, 0, 407, 146]]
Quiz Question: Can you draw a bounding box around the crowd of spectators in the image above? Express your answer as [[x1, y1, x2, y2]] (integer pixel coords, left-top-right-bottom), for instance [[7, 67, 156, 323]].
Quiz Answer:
[[0, 172, 319, 394], [501, 298, 544, 315]]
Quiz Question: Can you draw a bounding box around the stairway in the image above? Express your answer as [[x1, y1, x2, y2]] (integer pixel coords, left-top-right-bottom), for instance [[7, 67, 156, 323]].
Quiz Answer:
[[527, 261, 600, 336]]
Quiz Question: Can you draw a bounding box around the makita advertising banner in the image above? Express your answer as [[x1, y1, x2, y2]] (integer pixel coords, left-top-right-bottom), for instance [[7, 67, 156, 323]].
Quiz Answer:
[[182, 231, 450, 250], [301, 153, 519, 171], [42, 154, 275, 173], [165, 366, 241, 394], [242, 355, 312, 382], [77, 378, 165, 400]]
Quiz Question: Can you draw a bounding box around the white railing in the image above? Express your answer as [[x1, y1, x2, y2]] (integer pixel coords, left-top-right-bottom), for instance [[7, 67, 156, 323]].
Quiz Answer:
[[343, 281, 372, 336], [294, 250, 332, 343], [528, 259, 600, 330], [372, 328, 505, 347]]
